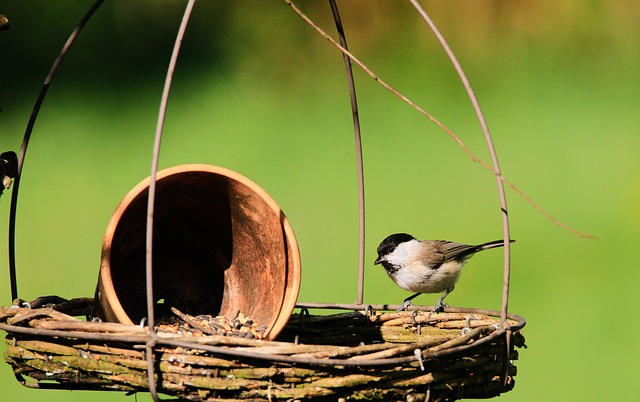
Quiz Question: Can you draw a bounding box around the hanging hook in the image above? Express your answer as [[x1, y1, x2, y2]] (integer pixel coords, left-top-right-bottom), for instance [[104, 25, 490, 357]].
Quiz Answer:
[[461, 315, 478, 335], [298, 306, 310, 328]]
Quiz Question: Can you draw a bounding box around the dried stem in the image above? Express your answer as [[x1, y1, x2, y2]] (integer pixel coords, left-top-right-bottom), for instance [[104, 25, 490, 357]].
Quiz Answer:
[[282, 0, 595, 240]]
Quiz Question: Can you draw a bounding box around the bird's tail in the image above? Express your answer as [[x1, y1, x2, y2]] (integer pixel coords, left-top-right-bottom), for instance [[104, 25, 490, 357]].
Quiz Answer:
[[448, 239, 515, 262], [475, 239, 516, 252]]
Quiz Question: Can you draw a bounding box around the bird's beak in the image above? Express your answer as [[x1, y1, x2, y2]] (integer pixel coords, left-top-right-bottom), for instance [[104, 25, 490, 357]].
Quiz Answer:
[[373, 256, 382, 265]]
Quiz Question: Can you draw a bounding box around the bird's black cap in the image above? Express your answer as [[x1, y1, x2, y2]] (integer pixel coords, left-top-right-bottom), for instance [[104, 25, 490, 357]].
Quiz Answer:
[[374, 233, 415, 264]]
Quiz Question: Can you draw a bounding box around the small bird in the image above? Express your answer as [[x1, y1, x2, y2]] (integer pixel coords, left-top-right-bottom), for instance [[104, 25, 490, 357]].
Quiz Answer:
[[1, 151, 18, 197], [374, 233, 514, 312], [0, 15, 10, 34]]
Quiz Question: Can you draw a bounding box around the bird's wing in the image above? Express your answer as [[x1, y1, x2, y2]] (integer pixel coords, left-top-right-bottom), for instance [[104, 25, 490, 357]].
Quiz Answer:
[[430, 241, 477, 263], [419, 241, 447, 267]]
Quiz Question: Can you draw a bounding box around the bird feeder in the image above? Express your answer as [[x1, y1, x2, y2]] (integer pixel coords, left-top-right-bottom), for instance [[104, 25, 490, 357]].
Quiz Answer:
[[0, 2, 526, 401]]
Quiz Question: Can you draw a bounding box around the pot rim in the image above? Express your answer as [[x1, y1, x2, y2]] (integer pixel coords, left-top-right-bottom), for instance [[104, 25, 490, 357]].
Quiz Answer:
[[98, 164, 301, 339]]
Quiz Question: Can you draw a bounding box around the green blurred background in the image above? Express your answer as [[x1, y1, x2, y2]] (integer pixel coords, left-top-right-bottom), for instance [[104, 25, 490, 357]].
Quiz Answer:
[[1, 1, 639, 401]]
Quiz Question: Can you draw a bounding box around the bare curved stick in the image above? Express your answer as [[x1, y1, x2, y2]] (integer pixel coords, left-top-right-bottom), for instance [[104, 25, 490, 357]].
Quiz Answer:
[[7, 0, 105, 302], [145, 0, 197, 400], [328, 0, 366, 305], [282, 0, 595, 242], [407, 0, 512, 326]]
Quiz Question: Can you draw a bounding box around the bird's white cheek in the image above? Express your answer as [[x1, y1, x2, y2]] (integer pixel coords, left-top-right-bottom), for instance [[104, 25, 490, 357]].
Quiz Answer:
[[385, 241, 420, 267], [385, 253, 406, 268]]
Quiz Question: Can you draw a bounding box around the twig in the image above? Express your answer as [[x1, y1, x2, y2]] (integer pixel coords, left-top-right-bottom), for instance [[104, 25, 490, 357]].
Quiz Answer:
[[170, 307, 218, 336]]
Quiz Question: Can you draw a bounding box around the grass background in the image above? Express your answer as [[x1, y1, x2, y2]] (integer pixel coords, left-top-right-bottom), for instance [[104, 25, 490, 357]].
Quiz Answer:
[[1, 1, 639, 401]]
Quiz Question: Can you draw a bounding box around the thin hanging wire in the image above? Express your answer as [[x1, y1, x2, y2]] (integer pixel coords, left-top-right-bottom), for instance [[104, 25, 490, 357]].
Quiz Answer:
[[407, 0, 512, 326], [144, 1, 197, 400], [7, 0, 105, 303], [328, 0, 366, 305]]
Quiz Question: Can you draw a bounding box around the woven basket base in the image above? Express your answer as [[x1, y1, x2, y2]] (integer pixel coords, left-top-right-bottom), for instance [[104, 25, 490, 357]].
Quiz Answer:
[[1, 303, 525, 401]]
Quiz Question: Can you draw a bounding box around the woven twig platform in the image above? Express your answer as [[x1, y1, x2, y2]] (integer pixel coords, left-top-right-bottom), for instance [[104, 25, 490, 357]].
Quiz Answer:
[[1, 301, 525, 401]]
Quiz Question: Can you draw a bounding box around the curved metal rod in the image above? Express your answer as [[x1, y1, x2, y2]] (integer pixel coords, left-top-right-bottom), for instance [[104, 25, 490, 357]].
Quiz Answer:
[[407, 2, 514, 392], [145, 1, 197, 400], [6, 0, 105, 303], [407, 0, 512, 326], [328, 0, 366, 305], [282, 0, 514, 321]]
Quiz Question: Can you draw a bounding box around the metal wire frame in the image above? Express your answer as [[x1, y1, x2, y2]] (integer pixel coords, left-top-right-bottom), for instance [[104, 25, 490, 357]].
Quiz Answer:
[[284, 0, 515, 328], [286, 2, 518, 389], [6, 0, 105, 303], [4, 0, 525, 397], [328, 0, 366, 305], [144, 1, 197, 400], [5, 0, 520, 321], [406, 0, 513, 325]]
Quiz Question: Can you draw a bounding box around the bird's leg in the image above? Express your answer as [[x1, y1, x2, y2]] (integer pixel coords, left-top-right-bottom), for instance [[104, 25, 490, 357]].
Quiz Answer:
[[432, 287, 454, 313], [397, 292, 421, 312]]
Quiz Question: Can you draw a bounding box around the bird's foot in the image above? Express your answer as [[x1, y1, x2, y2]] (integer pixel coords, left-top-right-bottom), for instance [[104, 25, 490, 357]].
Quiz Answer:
[[430, 300, 449, 314], [396, 300, 413, 313]]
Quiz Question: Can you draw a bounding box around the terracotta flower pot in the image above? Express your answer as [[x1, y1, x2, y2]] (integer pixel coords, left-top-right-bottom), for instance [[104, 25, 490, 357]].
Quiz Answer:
[[95, 164, 300, 340]]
